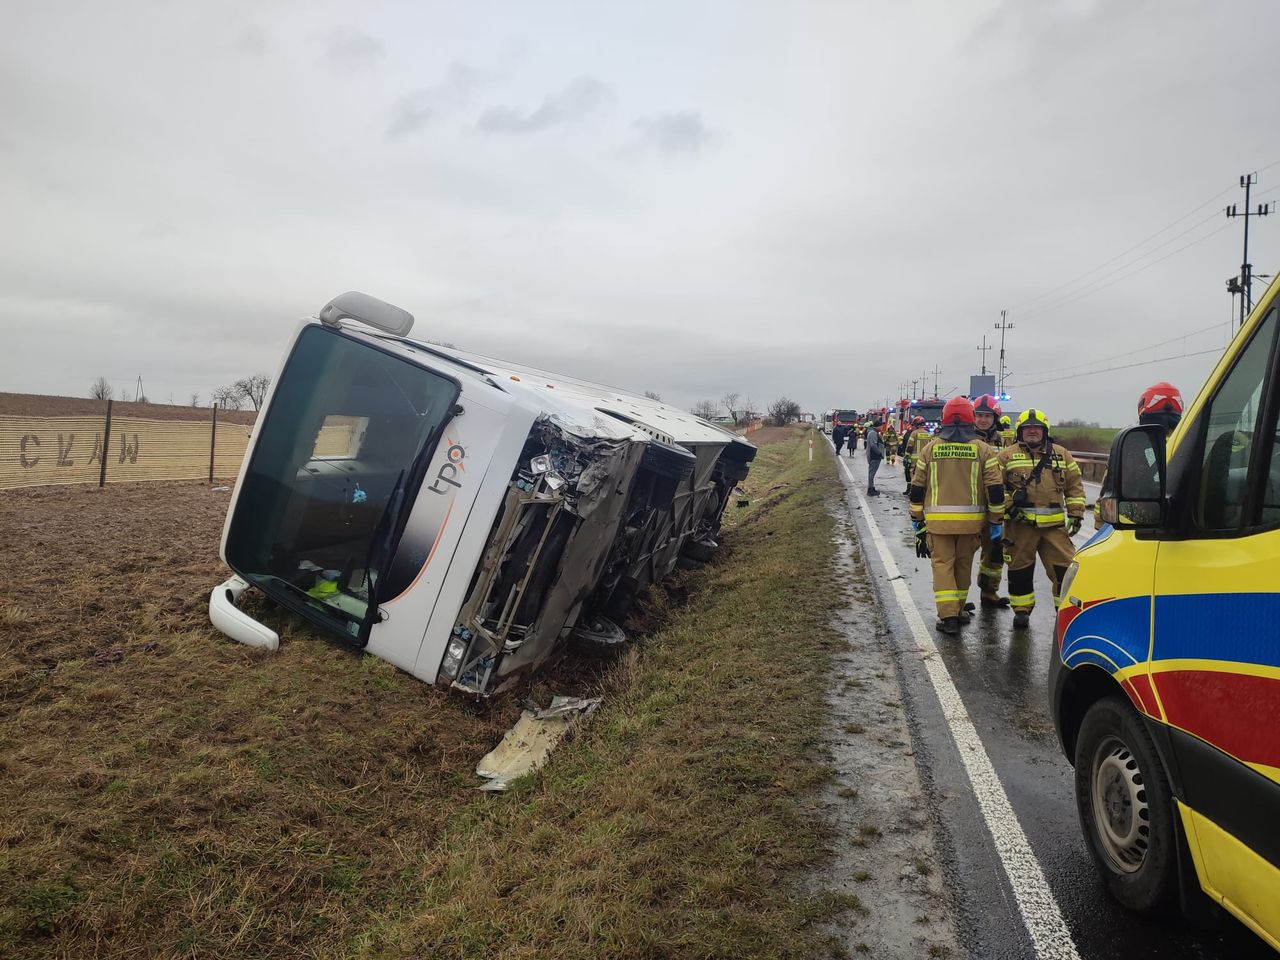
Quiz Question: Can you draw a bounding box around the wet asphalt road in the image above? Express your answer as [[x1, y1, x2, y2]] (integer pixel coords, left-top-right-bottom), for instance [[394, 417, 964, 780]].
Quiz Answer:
[[831, 441, 1274, 960]]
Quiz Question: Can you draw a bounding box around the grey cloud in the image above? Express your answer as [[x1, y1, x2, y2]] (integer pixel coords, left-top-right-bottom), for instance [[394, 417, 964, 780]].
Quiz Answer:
[[477, 76, 613, 134], [323, 28, 384, 70], [627, 110, 715, 157], [233, 24, 269, 58], [387, 62, 490, 140]]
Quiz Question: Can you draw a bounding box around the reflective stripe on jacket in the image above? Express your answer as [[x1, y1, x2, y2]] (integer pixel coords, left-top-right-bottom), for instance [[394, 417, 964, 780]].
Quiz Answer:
[[910, 428, 934, 459], [997, 441, 1085, 528], [909, 438, 1003, 534]]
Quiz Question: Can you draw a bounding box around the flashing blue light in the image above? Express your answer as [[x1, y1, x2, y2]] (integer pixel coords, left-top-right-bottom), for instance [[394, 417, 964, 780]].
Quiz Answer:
[[999, 393, 1011, 402]]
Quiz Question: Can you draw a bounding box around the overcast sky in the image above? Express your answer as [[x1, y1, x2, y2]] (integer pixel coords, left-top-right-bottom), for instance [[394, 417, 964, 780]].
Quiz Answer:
[[4, 0, 1280, 424]]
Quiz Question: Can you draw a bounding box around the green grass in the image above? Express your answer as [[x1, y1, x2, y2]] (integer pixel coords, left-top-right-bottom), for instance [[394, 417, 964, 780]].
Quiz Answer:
[[1052, 426, 1118, 452], [362, 427, 855, 958], [2, 428, 856, 959]]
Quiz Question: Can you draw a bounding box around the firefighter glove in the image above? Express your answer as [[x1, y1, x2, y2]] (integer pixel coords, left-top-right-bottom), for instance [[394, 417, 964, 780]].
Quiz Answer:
[[1067, 516, 1082, 536], [913, 525, 930, 558]]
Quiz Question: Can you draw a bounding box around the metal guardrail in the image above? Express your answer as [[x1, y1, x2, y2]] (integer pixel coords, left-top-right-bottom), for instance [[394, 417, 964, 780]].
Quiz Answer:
[[1068, 449, 1107, 484], [1068, 450, 1107, 464]]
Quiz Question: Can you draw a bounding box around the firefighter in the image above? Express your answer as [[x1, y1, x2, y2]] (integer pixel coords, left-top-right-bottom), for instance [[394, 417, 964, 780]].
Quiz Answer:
[[998, 414, 1015, 447], [972, 395, 1008, 608], [1095, 382, 1183, 527], [998, 409, 1086, 629], [901, 415, 927, 494], [909, 416, 934, 470], [884, 421, 899, 465], [909, 397, 1004, 635]]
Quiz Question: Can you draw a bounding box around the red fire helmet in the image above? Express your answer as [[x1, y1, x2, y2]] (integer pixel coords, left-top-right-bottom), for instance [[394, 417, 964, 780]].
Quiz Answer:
[[941, 396, 975, 426], [1138, 382, 1183, 417], [973, 394, 1001, 418]]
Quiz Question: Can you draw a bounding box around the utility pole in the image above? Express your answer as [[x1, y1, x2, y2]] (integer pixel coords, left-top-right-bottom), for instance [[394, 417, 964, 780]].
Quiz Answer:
[[911, 379, 919, 401], [994, 310, 1014, 397], [921, 370, 929, 398], [1227, 173, 1273, 329], [134, 375, 144, 402], [976, 335, 991, 376], [931, 365, 942, 397]]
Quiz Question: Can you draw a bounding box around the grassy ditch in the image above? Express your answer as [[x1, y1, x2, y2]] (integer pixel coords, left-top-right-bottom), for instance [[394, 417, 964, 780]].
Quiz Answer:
[[0, 428, 849, 959], [370, 427, 852, 959], [1052, 426, 1117, 452]]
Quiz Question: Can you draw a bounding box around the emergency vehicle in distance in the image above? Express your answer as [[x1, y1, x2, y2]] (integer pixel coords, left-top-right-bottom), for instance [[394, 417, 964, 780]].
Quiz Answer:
[[208, 292, 755, 698], [822, 410, 834, 434], [907, 397, 945, 429], [832, 409, 860, 432], [1052, 270, 1280, 950]]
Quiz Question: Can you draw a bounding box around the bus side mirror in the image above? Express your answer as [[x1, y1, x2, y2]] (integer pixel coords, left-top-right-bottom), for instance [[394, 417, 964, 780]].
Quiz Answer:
[[1100, 424, 1167, 529]]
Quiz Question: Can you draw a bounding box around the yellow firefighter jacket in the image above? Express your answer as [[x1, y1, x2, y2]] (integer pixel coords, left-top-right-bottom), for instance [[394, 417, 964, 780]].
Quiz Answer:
[[997, 442, 1086, 528], [999, 427, 1016, 447], [909, 427, 934, 461], [909, 437, 1004, 534]]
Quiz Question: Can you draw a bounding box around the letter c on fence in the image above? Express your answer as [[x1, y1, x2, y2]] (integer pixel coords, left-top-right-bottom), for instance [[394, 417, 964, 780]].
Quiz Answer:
[[20, 434, 40, 468]]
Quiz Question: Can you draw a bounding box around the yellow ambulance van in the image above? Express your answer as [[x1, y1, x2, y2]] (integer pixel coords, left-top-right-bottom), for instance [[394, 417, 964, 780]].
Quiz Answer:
[[1050, 272, 1280, 951]]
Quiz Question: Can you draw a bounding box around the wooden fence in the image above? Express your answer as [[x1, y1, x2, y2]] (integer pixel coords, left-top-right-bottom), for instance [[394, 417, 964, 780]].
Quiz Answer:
[[0, 405, 367, 492], [0, 404, 257, 491]]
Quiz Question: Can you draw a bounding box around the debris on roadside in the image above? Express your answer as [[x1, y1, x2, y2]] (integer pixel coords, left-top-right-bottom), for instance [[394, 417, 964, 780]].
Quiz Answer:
[[475, 696, 602, 792]]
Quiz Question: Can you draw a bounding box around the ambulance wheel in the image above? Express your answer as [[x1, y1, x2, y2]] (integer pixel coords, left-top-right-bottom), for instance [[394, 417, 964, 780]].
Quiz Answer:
[[1074, 696, 1178, 913]]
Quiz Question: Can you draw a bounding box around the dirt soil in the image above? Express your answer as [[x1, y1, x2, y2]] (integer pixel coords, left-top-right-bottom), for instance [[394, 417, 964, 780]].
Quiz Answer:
[[0, 482, 522, 956], [810, 507, 959, 959], [0, 391, 258, 424]]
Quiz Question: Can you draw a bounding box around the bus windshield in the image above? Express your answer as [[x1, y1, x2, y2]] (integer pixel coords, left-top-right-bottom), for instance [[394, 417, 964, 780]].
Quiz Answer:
[[225, 326, 458, 639]]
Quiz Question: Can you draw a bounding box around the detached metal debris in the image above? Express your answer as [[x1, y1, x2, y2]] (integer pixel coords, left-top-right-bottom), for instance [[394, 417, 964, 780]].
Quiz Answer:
[[475, 696, 602, 791]]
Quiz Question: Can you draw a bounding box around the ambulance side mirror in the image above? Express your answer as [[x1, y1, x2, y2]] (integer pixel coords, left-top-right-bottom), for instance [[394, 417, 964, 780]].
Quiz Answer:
[[1100, 424, 1167, 529]]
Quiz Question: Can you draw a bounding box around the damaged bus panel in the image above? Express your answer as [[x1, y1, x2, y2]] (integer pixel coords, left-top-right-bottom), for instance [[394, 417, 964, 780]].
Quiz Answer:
[[210, 292, 755, 696]]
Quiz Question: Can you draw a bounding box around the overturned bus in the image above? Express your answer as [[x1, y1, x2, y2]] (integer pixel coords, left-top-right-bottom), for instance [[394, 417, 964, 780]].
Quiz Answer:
[[209, 292, 755, 696]]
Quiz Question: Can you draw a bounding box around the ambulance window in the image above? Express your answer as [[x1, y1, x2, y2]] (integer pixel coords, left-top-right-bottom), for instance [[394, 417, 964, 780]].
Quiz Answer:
[[1195, 307, 1277, 531]]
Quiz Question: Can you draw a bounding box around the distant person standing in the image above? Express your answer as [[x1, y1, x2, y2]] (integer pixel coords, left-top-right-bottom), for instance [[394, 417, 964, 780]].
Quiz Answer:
[[832, 423, 848, 456], [864, 419, 885, 496], [1094, 382, 1183, 527]]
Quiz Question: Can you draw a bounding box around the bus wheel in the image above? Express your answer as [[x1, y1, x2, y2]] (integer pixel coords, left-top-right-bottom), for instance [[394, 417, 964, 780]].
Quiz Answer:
[[1074, 696, 1178, 913], [1075, 696, 1172, 911]]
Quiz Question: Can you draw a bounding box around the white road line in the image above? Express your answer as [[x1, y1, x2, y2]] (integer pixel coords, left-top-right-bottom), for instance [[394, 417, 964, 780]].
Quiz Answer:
[[835, 449, 1081, 960]]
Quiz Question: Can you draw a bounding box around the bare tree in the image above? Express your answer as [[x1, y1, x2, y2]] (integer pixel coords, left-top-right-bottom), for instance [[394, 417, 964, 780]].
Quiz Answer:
[[234, 373, 272, 411], [643, 390, 663, 402], [721, 392, 740, 423], [767, 396, 803, 427], [691, 399, 719, 421], [211, 385, 244, 410], [190, 392, 200, 407], [90, 376, 112, 401]]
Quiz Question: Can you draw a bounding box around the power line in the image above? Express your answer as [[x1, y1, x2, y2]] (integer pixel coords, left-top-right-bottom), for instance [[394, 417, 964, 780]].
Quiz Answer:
[[1008, 159, 1280, 315], [1009, 320, 1225, 382], [1007, 185, 1234, 312], [1014, 219, 1235, 323], [1227, 172, 1274, 328], [1010, 347, 1223, 388], [1017, 210, 1228, 321]]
